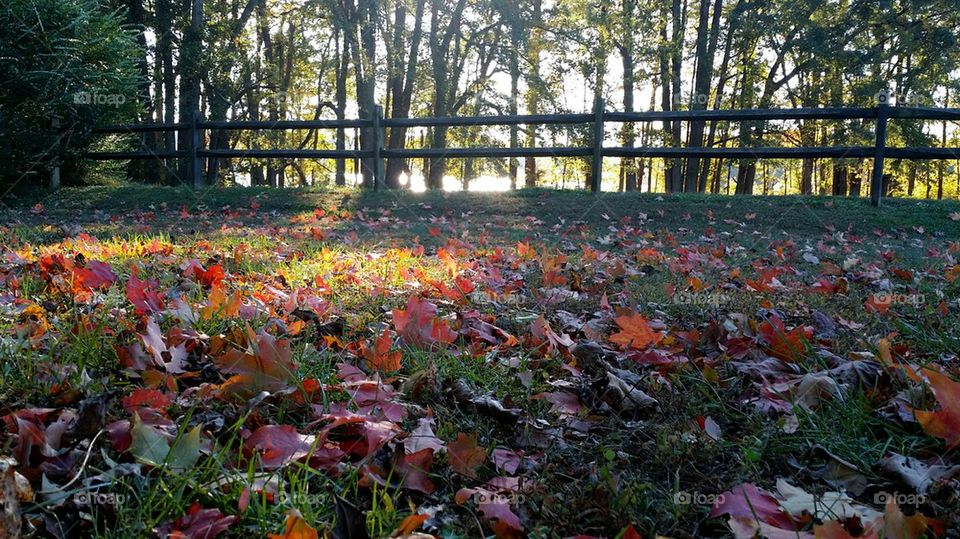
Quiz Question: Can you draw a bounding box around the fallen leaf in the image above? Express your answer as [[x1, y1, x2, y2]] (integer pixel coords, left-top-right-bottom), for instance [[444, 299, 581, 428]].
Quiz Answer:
[[269, 509, 319, 539], [609, 312, 662, 350], [448, 433, 487, 479]]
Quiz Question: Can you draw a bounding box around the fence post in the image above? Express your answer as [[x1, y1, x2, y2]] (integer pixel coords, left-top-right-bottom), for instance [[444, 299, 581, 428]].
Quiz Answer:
[[373, 104, 384, 190], [591, 97, 605, 193], [50, 117, 61, 189], [188, 109, 203, 188], [870, 89, 890, 207]]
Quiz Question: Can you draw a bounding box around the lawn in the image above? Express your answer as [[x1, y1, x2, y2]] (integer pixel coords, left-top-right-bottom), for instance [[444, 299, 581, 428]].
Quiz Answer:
[[2, 186, 959, 538]]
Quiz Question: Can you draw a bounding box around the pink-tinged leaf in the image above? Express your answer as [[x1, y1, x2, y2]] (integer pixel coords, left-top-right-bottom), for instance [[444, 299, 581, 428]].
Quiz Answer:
[[139, 319, 188, 374], [405, 418, 445, 455], [244, 425, 316, 471], [478, 500, 523, 531], [362, 420, 400, 457], [455, 486, 523, 531], [709, 483, 796, 530], [154, 502, 237, 539], [532, 391, 582, 415], [491, 448, 522, 475], [529, 315, 574, 355], [697, 416, 722, 441], [392, 296, 457, 349], [396, 448, 436, 494]]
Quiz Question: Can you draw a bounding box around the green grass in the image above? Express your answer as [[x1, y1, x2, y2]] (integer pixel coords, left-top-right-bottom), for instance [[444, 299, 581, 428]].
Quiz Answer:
[[2, 185, 959, 537]]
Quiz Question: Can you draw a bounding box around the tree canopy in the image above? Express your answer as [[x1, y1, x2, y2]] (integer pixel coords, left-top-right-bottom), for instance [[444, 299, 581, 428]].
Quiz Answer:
[[3, 0, 960, 197]]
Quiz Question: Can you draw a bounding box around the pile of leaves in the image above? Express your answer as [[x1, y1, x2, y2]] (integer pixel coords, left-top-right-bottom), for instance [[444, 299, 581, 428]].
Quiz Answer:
[[1, 192, 959, 538]]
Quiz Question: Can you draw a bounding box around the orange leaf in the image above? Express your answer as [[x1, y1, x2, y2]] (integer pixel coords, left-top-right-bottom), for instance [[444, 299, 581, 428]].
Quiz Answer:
[[910, 368, 960, 448], [363, 329, 402, 372], [609, 313, 662, 350], [215, 329, 299, 397], [759, 316, 812, 362], [448, 433, 487, 479], [882, 498, 931, 539], [268, 510, 318, 539], [393, 513, 429, 536]]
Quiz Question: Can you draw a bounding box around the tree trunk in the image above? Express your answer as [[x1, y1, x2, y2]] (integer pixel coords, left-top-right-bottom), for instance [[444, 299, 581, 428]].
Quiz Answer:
[[385, 0, 425, 189], [659, 5, 675, 192], [156, 0, 177, 184], [524, 0, 542, 188], [620, 0, 636, 192], [668, 0, 683, 192], [126, 0, 157, 183], [683, 0, 717, 192], [335, 32, 348, 186], [508, 9, 521, 190], [832, 166, 847, 196], [178, 0, 204, 185]]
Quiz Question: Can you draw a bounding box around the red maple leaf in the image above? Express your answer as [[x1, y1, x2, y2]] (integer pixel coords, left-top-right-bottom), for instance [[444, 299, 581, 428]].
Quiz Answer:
[[392, 296, 457, 349], [121, 388, 172, 413], [72, 260, 117, 291], [156, 502, 237, 539], [244, 425, 317, 471], [126, 273, 165, 315], [183, 260, 226, 288]]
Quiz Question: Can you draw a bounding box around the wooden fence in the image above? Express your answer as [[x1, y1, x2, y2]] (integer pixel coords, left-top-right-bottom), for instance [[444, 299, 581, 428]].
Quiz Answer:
[[85, 96, 960, 207]]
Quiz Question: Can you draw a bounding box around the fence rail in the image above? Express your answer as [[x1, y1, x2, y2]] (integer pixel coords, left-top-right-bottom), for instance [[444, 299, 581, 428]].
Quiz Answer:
[[83, 99, 960, 207]]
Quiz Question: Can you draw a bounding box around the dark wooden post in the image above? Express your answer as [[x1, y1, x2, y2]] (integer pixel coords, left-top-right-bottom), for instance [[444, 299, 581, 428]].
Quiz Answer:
[[870, 89, 890, 207], [373, 104, 384, 190], [591, 97, 605, 193], [50, 117, 61, 189], [188, 109, 203, 188]]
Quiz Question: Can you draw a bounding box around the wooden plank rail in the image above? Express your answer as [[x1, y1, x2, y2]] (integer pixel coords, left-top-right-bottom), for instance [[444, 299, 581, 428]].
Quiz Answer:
[[82, 103, 960, 206]]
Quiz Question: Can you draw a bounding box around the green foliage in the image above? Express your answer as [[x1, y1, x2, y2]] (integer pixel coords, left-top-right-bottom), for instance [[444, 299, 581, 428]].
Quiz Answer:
[[0, 0, 140, 187]]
